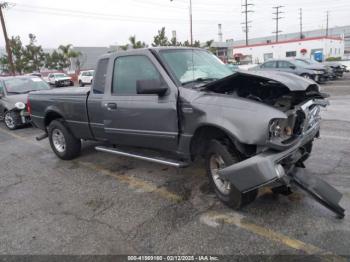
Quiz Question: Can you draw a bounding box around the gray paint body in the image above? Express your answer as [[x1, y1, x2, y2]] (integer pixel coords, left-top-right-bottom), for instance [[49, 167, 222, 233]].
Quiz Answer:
[[29, 48, 325, 193]]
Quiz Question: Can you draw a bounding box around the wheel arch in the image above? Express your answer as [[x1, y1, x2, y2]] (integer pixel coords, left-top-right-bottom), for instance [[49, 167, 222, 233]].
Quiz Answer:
[[44, 110, 64, 128], [190, 124, 256, 160]]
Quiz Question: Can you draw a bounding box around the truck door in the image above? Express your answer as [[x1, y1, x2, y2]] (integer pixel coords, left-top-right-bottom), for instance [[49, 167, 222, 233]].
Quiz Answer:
[[102, 51, 179, 151]]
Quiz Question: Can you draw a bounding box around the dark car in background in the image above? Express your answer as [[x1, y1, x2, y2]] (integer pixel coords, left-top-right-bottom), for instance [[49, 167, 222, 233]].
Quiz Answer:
[[323, 62, 345, 78], [0, 76, 51, 130], [295, 58, 334, 80], [259, 59, 327, 83]]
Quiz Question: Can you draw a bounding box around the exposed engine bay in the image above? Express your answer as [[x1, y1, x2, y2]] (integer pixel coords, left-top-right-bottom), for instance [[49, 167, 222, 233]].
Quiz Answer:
[[204, 72, 327, 112]]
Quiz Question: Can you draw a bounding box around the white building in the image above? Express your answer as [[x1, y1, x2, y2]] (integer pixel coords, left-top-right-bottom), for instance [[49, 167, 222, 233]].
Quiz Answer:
[[232, 36, 345, 64]]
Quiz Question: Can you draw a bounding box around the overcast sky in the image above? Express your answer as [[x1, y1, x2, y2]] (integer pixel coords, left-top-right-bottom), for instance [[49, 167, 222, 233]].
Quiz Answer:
[[1, 0, 349, 48]]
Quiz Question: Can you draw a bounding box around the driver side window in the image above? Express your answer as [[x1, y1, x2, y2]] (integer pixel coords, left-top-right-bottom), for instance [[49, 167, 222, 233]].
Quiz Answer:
[[112, 55, 162, 95]]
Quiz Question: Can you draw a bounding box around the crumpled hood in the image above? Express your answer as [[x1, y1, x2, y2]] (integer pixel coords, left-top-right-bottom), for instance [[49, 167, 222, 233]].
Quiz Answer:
[[5, 94, 28, 104], [205, 70, 318, 92]]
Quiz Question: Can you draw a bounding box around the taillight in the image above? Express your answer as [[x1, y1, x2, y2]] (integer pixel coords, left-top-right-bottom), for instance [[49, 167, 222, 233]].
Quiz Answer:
[[27, 96, 32, 115]]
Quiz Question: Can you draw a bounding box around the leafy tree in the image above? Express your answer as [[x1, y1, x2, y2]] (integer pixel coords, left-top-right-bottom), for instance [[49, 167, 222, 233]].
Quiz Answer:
[[183, 40, 191, 47], [193, 40, 201, 47], [152, 27, 169, 47], [58, 44, 81, 69], [128, 36, 146, 49], [205, 39, 217, 54], [44, 50, 68, 70], [183, 40, 201, 47], [170, 36, 181, 46], [0, 36, 26, 74], [23, 34, 46, 72]]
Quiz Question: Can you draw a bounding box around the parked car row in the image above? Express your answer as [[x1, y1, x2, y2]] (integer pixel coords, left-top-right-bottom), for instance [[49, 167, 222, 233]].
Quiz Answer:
[[258, 58, 347, 84]]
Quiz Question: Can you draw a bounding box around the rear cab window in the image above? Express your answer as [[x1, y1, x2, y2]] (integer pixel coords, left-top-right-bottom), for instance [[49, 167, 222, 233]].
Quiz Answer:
[[93, 58, 109, 94]]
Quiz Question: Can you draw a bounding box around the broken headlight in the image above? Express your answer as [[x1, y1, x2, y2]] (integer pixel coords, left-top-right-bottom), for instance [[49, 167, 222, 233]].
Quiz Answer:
[[269, 118, 293, 141], [15, 102, 26, 110]]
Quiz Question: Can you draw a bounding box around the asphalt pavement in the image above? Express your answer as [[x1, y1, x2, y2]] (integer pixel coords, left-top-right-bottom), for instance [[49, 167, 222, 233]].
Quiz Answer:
[[0, 74, 350, 258]]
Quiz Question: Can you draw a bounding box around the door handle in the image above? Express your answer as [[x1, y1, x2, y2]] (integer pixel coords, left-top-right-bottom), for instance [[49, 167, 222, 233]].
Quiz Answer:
[[105, 103, 117, 111]]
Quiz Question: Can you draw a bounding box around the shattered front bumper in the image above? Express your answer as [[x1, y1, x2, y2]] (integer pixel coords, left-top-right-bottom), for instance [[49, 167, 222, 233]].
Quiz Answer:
[[218, 123, 345, 218]]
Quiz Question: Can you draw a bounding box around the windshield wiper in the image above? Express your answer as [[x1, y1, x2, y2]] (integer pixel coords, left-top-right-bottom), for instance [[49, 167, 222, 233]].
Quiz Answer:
[[182, 77, 219, 86]]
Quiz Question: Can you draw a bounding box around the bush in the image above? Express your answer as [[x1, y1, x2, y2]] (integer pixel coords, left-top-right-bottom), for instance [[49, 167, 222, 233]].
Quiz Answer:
[[326, 57, 342, 61]]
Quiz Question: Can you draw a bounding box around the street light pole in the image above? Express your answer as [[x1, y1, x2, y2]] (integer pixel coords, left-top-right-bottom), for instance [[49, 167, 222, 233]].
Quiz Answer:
[[171, 0, 193, 46]]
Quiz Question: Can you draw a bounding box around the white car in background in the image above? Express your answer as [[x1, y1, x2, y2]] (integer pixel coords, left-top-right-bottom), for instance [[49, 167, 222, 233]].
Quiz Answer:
[[47, 73, 74, 87], [78, 70, 94, 86]]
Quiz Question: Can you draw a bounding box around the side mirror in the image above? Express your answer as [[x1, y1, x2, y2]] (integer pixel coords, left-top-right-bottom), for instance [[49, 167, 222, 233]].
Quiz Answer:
[[290, 65, 296, 69], [137, 79, 168, 96]]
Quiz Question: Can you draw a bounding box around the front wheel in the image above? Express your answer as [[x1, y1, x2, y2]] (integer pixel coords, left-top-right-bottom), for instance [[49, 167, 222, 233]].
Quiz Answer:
[[205, 139, 258, 209], [48, 120, 81, 160], [79, 80, 84, 87], [4, 110, 22, 130]]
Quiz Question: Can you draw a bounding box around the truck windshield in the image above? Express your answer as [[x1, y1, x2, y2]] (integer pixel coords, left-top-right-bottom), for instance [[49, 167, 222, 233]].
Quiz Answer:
[[159, 49, 232, 86], [4, 77, 50, 95]]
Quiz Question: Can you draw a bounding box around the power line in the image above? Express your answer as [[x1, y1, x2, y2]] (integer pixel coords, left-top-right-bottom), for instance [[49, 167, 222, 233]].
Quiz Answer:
[[272, 5, 284, 42], [241, 0, 253, 46]]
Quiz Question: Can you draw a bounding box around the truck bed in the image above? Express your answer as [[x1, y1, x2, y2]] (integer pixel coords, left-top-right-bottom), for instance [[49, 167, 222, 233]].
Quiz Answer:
[[29, 87, 93, 140]]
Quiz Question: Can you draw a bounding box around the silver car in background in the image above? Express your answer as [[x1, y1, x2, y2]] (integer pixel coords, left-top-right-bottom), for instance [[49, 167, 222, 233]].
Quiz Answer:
[[0, 76, 51, 130]]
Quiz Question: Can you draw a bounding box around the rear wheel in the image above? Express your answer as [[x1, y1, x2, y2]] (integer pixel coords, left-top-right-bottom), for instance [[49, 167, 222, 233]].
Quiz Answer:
[[48, 120, 81, 160], [79, 80, 84, 87], [4, 110, 22, 130], [205, 139, 258, 209]]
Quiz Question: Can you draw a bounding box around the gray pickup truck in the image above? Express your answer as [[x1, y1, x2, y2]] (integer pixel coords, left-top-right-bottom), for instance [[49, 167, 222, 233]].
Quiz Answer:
[[29, 47, 344, 217]]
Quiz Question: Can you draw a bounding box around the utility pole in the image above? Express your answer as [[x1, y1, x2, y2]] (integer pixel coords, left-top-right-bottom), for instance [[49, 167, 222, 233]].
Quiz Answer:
[[241, 0, 253, 46], [272, 5, 284, 43], [170, 0, 193, 46], [326, 11, 329, 37], [0, 2, 15, 75], [299, 8, 303, 39], [189, 0, 193, 45]]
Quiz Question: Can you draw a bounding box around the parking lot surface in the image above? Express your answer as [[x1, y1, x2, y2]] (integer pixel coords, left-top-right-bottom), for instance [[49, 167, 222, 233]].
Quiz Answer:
[[1, 74, 350, 257]]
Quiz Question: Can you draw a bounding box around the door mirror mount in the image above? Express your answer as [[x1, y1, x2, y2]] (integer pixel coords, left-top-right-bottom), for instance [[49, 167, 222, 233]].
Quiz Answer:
[[136, 79, 168, 96]]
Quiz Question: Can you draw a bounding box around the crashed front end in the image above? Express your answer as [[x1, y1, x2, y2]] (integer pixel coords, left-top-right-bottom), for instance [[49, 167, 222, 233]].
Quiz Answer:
[[205, 71, 345, 218]]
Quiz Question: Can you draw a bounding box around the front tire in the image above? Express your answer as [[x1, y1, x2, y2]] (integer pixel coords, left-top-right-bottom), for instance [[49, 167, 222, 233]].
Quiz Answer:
[[4, 110, 22, 130], [79, 80, 84, 87], [205, 139, 258, 209], [48, 120, 81, 160]]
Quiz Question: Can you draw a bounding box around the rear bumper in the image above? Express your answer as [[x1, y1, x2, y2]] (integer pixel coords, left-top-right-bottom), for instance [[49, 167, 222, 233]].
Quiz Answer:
[[219, 122, 320, 193]]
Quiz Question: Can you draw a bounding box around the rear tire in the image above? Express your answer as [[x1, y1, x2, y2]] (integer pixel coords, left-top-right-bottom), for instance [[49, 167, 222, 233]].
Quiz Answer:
[[79, 80, 84, 87], [4, 110, 22, 130], [205, 139, 258, 209], [48, 120, 81, 160]]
